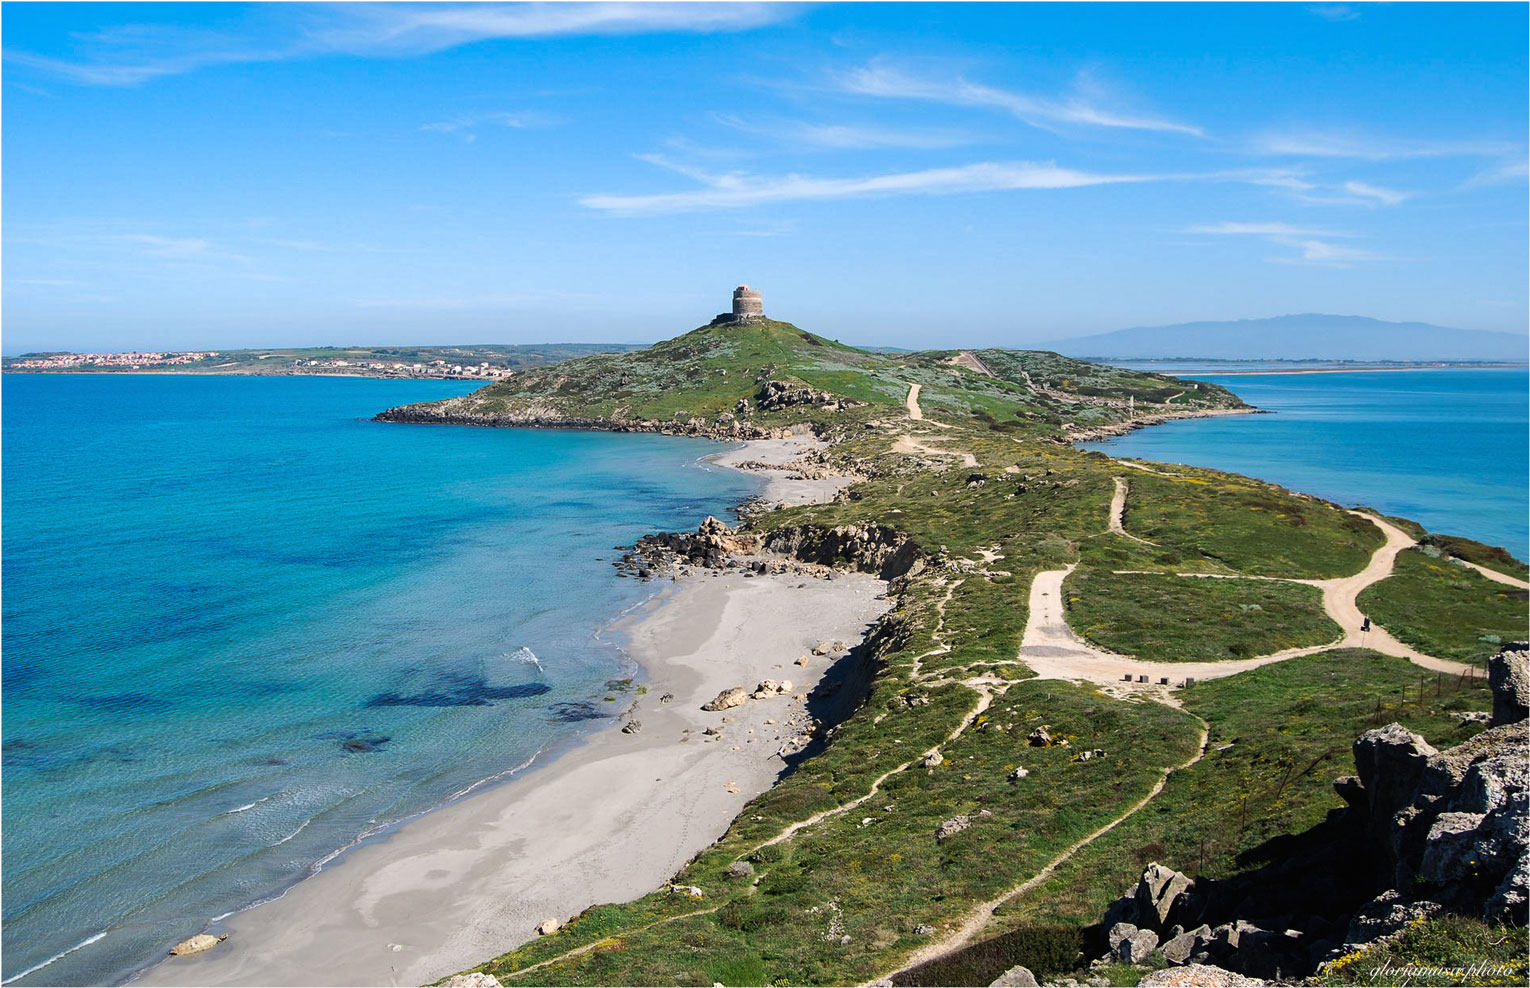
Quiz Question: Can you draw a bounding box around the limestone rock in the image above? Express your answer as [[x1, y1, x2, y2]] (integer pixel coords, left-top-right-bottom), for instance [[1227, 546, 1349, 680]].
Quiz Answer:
[[621, 719, 641, 734], [1161, 928, 1204, 965], [1135, 863, 1194, 928], [443, 975, 503, 988], [702, 687, 748, 712], [1106, 922, 1139, 952], [1341, 891, 1440, 950], [936, 815, 972, 840], [1138, 964, 1265, 987], [1009, 766, 1029, 781], [924, 750, 944, 768], [169, 933, 225, 956], [778, 679, 793, 693], [1118, 928, 1159, 964], [1027, 726, 1053, 747], [752, 680, 779, 699], [670, 884, 705, 899], [988, 964, 1039, 987], [1490, 646, 1529, 725], [1487, 847, 1529, 924], [536, 918, 562, 936]]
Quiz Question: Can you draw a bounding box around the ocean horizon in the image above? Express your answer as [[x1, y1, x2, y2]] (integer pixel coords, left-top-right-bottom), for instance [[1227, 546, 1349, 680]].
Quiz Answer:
[[0, 373, 760, 987]]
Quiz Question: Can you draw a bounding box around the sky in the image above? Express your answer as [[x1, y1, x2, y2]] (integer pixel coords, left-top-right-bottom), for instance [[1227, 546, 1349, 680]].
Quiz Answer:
[[3, 1, 1527, 353]]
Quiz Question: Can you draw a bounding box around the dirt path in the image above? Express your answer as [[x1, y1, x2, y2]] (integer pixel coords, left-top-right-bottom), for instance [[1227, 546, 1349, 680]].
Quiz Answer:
[[1108, 477, 1156, 544], [892, 435, 979, 469], [905, 383, 923, 420], [949, 351, 996, 377], [1455, 559, 1530, 590], [881, 715, 1211, 981], [1019, 513, 1477, 687]]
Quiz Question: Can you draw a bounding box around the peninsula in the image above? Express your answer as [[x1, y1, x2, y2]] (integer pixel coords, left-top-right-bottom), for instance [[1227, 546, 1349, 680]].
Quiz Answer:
[[154, 288, 1527, 988]]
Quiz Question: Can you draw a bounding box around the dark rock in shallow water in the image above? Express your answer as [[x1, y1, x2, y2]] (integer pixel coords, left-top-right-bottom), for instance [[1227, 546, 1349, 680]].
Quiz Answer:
[[547, 701, 611, 723], [365, 680, 551, 707], [341, 735, 391, 753]]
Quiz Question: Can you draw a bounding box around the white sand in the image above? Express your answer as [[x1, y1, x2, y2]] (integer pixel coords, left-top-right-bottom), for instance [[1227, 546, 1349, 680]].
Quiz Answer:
[[707, 434, 856, 506], [140, 437, 886, 987]]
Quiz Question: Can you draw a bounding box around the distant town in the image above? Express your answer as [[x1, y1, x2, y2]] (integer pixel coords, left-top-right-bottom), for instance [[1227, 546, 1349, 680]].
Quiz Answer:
[[1, 343, 643, 379]]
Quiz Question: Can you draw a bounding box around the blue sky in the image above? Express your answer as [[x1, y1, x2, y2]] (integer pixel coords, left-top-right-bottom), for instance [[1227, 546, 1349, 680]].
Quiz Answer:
[[3, 1, 1526, 353]]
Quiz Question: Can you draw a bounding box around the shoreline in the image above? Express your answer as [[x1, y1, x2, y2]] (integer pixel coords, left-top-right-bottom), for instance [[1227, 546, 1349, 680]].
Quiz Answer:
[[1065, 405, 1263, 443], [136, 433, 886, 988]]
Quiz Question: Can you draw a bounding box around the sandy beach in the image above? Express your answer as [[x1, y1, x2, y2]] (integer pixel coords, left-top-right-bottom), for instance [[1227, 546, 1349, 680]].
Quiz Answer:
[[139, 435, 885, 987]]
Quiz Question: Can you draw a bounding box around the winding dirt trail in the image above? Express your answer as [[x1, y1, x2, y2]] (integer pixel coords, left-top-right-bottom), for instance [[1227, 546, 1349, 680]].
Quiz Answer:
[[1108, 477, 1156, 545], [1455, 559, 1530, 590], [881, 716, 1211, 982], [1019, 512, 1477, 686], [905, 383, 923, 420], [891, 435, 979, 469]]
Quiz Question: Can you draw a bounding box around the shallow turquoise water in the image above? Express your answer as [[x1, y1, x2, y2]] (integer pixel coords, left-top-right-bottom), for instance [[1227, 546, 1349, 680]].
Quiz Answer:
[[1081, 368, 1529, 559], [1, 374, 759, 986]]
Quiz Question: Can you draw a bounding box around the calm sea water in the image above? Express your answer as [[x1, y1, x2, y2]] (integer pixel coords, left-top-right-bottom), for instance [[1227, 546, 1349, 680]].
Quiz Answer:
[[1, 374, 759, 987], [1081, 368, 1529, 559]]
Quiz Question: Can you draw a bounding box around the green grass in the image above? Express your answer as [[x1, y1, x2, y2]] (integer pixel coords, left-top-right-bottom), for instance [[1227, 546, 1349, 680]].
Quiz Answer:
[[1119, 471, 1384, 579], [1064, 569, 1340, 662], [1313, 914, 1529, 986], [1358, 549, 1529, 666], [1421, 532, 1530, 581], [990, 651, 1493, 933], [480, 681, 1203, 986]]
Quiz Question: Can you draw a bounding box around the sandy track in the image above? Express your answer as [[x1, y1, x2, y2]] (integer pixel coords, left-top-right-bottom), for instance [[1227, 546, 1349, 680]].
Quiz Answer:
[[1108, 477, 1156, 544], [892, 435, 979, 469], [1455, 559, 1530, 590], [905, 383, 923, 420], [1018, 512, 1477, 687]]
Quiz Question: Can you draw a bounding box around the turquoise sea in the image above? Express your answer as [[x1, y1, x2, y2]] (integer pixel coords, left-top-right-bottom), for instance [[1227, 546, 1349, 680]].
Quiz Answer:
[[0, 374, 760, 987], [1081, 368, 1529, 559]]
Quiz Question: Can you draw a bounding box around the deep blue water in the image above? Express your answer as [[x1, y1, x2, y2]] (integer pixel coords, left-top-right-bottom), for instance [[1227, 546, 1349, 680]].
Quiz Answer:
[[1081, 368, 1529, 559], [0, 374, 759, 986]]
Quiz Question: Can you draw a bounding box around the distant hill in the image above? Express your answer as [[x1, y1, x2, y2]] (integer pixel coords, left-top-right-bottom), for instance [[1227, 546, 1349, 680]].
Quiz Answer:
[[1033, 314, 1527, 362]]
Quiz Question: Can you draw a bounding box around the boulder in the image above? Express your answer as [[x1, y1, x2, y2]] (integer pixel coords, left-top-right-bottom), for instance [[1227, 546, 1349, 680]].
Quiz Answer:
[[1161, 928, 1203, 965], [1340, 891, 1440, 950], [621, 719, 642, 734], [536, 918, 562, 936], [1352, 724, 1438, 827], [1106, 922, 1139, 952], [936, 815, 972, 840], [1490, 647, 1529, 726], [924, 751, 945, 768], [169, 933, 225, 956], [443, 975, 503, 988], [1135, 863, 1194, 928], [1118, 928, 1159, 964], [702, 687, 748, 712], [1027, 726, 1053, 747], [1487, 847, 1529, 924], [752, 680, 779, 699], [988, 965, 1039, 987], [1009, 766, 1029, 781], [1138, 964, 1265, 987]]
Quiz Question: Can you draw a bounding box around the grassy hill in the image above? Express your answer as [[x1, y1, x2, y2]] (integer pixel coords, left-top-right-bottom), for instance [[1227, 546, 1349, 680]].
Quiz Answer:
[[374, 316, 1524, 987], [377, 319, 1249, 438]]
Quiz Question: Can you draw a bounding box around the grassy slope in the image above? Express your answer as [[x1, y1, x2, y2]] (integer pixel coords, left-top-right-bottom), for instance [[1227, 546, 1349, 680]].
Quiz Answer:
[[393, 321, 1518, 987], [1065, 569, 1339, 662], [396, 320, 1247, 432], [1358, 548, 1529, 666]]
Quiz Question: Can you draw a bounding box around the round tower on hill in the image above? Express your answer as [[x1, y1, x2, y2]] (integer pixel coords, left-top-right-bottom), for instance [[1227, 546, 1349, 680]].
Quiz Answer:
[[732, 284, 764, 321]]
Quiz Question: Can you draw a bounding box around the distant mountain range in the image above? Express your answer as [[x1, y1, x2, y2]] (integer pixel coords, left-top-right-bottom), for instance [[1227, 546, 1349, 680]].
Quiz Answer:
[[1033, 314, 1528, 362]]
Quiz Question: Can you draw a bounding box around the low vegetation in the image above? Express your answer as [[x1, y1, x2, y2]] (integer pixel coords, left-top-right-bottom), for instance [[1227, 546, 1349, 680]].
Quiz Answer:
[[1358, 549, 1529, 666], [1064, 569, 1340, 662]]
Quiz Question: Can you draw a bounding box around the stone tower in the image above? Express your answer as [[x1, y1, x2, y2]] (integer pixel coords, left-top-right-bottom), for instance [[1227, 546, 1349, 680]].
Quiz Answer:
[[732, 284, 764, 321]]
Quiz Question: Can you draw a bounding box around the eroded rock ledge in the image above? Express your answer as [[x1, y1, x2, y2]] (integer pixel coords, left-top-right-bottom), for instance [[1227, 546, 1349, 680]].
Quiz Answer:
[[373, 402, 795, 441]]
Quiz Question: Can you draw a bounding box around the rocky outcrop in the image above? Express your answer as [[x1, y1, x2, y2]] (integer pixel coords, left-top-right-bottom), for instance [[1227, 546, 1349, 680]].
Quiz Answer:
[[764, 523, 925, 580], [987, 964, 1038, 987], [168, 933, 225, 956], [375, 401, 796, 442], [443, 974, 503, 988], [1137, 964, 1264, 987], [757, 379, 861, 413], [701, 687, 748, 712], [623, 516, 763, 573], [1490, 643, 1529, 725]]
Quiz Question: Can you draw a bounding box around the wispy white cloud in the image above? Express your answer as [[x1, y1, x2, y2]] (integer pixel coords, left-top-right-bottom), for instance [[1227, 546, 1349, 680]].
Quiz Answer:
[[1188, 221, 1354, 238], [421, 110, 554, 141], [1308, 5, 1361, 22], [6, 3, 801, 86], [835, 60, 1204, 137], [1253, 130, 1514, 161], [711, 113, 970, 150], [1460, 159, 1530, 189], [1190, 219, 1389, 266], [583, 160, 1160, 214], [1340, 180, 1409, 205]]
